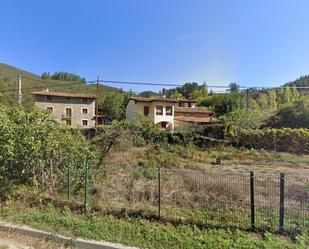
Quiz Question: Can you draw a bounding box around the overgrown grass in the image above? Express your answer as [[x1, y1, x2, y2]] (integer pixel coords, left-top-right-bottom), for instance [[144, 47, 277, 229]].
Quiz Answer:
[[278, 154, 309, 165], [106, 144, 309, 172], [0, 203, 308, 249]]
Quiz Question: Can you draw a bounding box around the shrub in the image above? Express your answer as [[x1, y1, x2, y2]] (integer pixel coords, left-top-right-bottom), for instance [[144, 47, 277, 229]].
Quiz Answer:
[[238, 128, 309, 154], [0, 105, 96, 192]]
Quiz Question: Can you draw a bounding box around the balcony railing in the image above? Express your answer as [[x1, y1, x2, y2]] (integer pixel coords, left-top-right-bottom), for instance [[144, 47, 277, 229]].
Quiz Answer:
[[61, 114, 72, 120]]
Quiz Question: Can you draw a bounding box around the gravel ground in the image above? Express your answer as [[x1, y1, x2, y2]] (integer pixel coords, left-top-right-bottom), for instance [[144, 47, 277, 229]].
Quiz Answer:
[[0, 231, 73, 249]]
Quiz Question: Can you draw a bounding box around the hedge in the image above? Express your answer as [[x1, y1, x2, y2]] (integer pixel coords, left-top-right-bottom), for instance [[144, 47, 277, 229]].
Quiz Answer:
[[238, 128, 309, 154]]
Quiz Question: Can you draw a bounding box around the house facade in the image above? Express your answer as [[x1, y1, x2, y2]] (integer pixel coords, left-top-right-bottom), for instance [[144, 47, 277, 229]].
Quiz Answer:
[[126, 96, 215, 130], [126, 97, 176, 130], [31, 90, 96, 128]]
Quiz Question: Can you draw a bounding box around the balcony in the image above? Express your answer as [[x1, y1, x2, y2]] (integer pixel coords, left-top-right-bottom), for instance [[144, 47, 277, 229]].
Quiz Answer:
[[61, 114, 72, 120]]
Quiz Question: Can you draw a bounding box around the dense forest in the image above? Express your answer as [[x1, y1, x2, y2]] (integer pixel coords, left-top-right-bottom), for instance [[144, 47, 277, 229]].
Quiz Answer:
[[160, 81, 301, 113], [41, 71, 86, 83], [284, 75, 309, 90]]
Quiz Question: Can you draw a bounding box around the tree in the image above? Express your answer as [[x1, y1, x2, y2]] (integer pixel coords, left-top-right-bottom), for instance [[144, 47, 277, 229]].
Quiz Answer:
[[99, 91, 128, 120], [139, 91, 159, 98], [201, 93, 241, 115], [219, 108, 263, 142], [42, 71, 86, 83], [255, 92, 268, 110], [290, 85, 300, 100], [190, 89, 205, 101], [202, 81, 208, 97], [272, 97, 309, 128], [94, 121, 131, 163], [0, 105, 95, 190], [170, 91, 184, 99], [283, 87, 292, 105], [267, 89, 278, 110], [41, 72, 51, 79], [229, 82, 240, 93]]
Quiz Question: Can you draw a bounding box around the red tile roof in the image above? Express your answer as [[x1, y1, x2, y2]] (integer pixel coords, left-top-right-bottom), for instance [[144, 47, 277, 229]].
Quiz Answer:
[[174, 116, 217, 123], [129, 96, 198, 103], [130, 96, 178, 103], [174, 107, 212, 114], [31, 91, 97, 99]]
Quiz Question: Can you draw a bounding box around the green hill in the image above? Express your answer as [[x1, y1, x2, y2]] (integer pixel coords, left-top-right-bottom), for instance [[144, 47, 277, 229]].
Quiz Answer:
[[284, 75, 309, 93], [0, 63, 121, 107]]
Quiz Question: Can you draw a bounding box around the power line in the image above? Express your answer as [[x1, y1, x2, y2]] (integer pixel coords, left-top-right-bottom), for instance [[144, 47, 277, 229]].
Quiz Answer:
[[90, 79, 232, 88], [89, 79, 309, 90], [1, 76, 309, 94]]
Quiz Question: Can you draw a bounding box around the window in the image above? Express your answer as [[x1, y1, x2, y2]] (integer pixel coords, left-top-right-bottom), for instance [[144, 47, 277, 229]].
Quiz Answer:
[[66, 97, 71, 101], [82, 108, 88, 114], [65, 108, 72, 118], [166, 106, 172, 116], [66, 120, 71, 126], [144, 106, 149, 116], [82, 120, 88, 126], [46, 96, 53, 102], [46, 107, 53, 113], [188, 102, 192, 107], [156, 106, 163, 115], [82, 98, 88, 104]]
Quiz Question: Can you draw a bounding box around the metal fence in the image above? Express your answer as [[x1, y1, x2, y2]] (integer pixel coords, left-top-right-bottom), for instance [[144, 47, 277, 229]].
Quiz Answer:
[[57, 166, 309, 234]]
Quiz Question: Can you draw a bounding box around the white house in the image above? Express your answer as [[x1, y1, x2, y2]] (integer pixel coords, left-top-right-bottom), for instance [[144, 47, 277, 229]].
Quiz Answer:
[[126, 96, 177, 130], [125, 96, 215, 131]]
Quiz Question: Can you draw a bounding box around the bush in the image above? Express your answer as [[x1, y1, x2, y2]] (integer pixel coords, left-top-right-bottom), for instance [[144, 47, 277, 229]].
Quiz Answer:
[[272, 97, 309, 128], [138, 146, 179, 168], [0, 105, 96, 192], [238, 128, 309, 154]]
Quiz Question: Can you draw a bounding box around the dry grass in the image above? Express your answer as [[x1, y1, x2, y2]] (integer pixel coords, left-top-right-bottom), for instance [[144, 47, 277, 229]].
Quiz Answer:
[[105, 144, 309, 174]]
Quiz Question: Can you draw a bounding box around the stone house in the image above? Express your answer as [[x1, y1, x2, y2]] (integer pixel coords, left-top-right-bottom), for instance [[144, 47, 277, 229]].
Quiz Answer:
[[31, 90, 96, 128]]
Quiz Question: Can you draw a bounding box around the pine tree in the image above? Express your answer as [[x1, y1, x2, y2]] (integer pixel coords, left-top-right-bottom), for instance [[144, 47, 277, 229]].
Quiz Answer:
[[267, 89, 278, 110], [202, 81, 208, 97], [283, 86, 292, 105]]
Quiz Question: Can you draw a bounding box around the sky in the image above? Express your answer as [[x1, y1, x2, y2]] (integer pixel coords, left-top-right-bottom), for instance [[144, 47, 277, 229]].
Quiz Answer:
[[1, 0, 309, 92]]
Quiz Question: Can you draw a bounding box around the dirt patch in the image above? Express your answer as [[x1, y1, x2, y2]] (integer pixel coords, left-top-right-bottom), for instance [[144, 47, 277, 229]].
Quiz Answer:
[[0, 231, 73, 249]]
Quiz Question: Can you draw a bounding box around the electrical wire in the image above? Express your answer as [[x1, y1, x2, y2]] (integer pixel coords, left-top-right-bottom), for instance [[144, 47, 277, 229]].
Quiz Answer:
[[1, 76, 309, 94]]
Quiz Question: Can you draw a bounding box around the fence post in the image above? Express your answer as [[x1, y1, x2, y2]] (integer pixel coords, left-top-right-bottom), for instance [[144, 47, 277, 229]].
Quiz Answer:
[[84, 162, 89, 211], [157, 167, 161, 220], [67, 162, 71, 200], [250, 172, 255, 229], [279, 173, 285, 233]]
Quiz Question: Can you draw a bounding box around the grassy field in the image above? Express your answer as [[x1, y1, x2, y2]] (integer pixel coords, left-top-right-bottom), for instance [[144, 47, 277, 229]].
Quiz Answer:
[[1, 157, 308, 248], [105, 144, 309, 174], [0, 202, 308, 249]]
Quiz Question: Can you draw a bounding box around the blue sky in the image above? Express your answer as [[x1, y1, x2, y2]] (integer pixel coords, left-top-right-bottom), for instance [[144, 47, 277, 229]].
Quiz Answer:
[[1, 0, 309, 92]]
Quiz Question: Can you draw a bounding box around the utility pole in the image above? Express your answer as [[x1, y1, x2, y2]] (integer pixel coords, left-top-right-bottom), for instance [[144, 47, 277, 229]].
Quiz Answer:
[[246, 88, 249, 114], [18, 75, 22, 105], [95, 76, 99, 128]]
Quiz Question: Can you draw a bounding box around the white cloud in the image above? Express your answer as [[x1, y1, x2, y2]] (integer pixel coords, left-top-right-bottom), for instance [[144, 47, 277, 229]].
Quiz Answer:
[[171, 33, 197, 43]]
